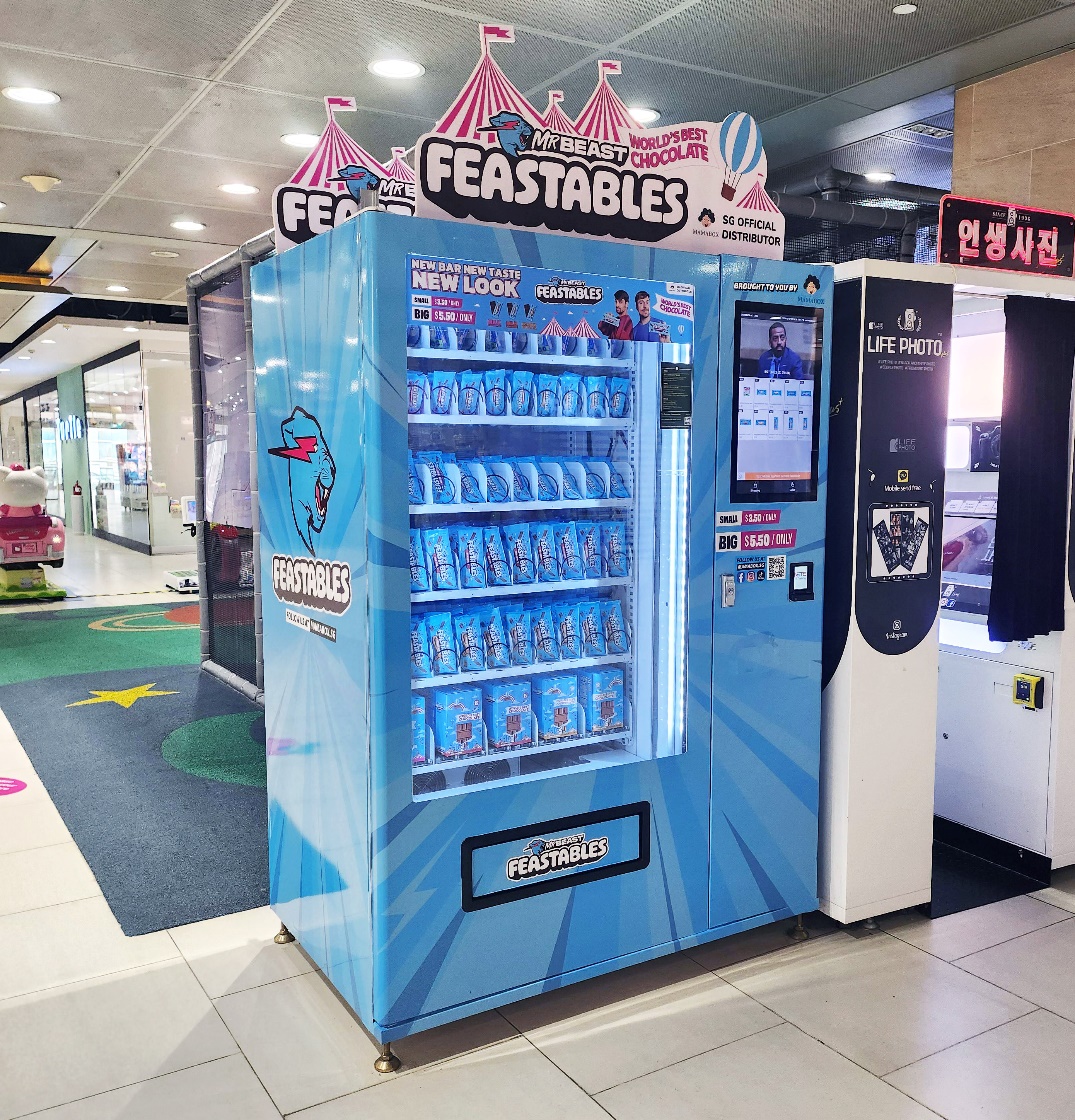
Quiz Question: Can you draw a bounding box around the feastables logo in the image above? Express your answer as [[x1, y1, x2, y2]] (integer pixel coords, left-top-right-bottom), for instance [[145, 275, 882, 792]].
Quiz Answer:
[[271, 555, 352, 615], [506, 832, 609, 881]]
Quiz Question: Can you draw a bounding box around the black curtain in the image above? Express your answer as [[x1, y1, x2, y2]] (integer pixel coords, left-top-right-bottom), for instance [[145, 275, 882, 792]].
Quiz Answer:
[[989, 296, 1075, 642]]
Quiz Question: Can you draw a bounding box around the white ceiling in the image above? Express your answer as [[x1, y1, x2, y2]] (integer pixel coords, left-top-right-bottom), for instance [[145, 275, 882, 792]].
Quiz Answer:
[[0, 317, 188, 398], [0, 0, 1074, 306]]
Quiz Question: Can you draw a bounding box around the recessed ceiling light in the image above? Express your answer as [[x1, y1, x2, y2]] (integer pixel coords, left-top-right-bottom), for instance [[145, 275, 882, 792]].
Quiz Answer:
[[123, 326, 139, 333], [40, 338, 56, 344], [628, 107, 660, 125], [150, 249, 180, 258], [281, 133, 320, 149], [865, 170, 897, 183], [219, 182, 259, 195], [2, 86, 59, 105], [368, 59, 425, 79], [892, 2, 917, 12], [106, 284, 129, 293], [171, 219, 205, 231], [0, 368, 8, 372], [17, 354, 31, 360]]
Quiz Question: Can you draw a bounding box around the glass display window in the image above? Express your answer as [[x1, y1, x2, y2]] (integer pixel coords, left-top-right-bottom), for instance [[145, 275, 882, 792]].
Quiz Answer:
[[1, 397, 28, 467], [25, 386, 64, 519], [406, 258, 692, 800]]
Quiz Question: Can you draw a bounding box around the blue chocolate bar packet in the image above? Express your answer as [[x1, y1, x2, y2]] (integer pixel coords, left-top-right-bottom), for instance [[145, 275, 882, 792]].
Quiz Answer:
[[422, 527, 459, 590], [575, 521, 604, 578], [535, 373, 559, 417], [457, 369, 483, 415], [530, 605, 560, 663], [458, 459, 484, 504], [483, 527, 512, 586], [481, 607, 510, 669], [530, 523, 559, 583], [430, 369, 455, 414], [554, 603, 582, 660], [583, 460, 607, 499], [452, 525, 487, 589], [483, 458, 510, 503], [427, 612, 459, 674], [508, 459, 533, 502], [601, 600, 630, 654], [502, 523, 535, 584], [407, 370, 428, 414], [578, 600, 606, 656], [558, 460, 583, 500], [408, 452, 426, 505], [607, 376, 631, 418], [504, 606, 534, 666], [409, 528, 429, 592], [560, 374, 584, 417], [484, 369, 507, 416], [553, 522, 584, 580], [417, 451, 456, 505], [410, 616, 432, 678], [602, 521, 629, 577], [454, 612, 485, 672], [510, 369, 533, 415], [585, 375, 607, 418]]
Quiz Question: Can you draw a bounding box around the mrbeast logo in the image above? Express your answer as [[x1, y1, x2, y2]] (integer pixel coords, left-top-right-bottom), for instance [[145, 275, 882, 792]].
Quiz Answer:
[[506, 831, 610, 882], [419, 134, 687, 243]]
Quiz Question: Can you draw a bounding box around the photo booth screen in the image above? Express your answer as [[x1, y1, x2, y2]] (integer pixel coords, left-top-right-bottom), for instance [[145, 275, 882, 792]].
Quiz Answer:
[[731, 303, 823, 502]]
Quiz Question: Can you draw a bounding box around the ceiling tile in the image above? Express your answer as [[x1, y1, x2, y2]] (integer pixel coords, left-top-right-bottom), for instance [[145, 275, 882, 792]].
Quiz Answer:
[[90, 195, 268, 247], [0, 187, 101, 228], [554, 55, 809, 126], [0, 129, 141, 195], [0, 0, 282, 79], [117, 148, 287, 212], [161, 84, 420, 170], [0, 44, 204, 144], [224, 0, 595, 119], [622, 0, 1063, 99]]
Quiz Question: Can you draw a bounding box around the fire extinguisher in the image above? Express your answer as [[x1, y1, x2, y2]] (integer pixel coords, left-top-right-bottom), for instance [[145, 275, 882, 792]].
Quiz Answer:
[[70, 481, 85, 534]]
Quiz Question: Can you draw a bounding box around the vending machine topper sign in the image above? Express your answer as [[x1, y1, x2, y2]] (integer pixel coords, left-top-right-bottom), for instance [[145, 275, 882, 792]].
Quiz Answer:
[[938, 194, 1075, 278], [271, 26, 784, 259]]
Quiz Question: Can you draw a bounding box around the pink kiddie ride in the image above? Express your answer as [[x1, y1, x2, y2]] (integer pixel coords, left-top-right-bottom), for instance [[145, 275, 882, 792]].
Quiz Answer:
[[0, 465, 65, 569]]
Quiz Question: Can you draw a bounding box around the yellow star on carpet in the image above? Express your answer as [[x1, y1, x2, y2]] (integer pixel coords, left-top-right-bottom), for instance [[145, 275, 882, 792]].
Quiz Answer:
[[66, 683, 179, 709]]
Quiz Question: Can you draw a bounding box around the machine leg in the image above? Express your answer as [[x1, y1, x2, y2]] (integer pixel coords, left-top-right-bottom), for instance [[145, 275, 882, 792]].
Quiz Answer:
[[375, 1042, 401, 1074], [274, 923, 295, 945], [787, 914, 810, 942], [863, 916, 880, 932]]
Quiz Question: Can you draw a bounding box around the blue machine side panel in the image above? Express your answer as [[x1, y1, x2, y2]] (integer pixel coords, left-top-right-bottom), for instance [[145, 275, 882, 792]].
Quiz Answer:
[[251, 226, 375, 1025], [709, 258, 833, 925]]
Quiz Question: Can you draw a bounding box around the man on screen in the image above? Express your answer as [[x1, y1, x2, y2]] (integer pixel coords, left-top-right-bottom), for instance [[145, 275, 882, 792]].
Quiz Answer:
[[632, 291, 670, 342], [757, 321, 803, 378], [599, 289, 634, 340]]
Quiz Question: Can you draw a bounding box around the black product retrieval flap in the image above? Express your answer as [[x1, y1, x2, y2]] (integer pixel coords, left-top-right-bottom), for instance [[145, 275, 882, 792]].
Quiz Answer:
[[789, 561, 814, 601], [660, 363, 693, 429]]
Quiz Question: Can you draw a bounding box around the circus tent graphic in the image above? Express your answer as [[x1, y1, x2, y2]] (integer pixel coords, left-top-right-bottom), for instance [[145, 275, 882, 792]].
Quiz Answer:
[[574, 61, 639, 144], [541, 91, 578, 135], [567, 318, 601, 338], [738, 180, 781, 212], [384, 147, 415, 183], [539, 318, 566, 336], [434, 24, 541, 142], [287, 97, 388, 192]]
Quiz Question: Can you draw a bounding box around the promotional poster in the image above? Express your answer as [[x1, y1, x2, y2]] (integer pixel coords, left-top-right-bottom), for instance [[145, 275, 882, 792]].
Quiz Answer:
[[855, 277, 952, 654], [271, 25, 784, 259]]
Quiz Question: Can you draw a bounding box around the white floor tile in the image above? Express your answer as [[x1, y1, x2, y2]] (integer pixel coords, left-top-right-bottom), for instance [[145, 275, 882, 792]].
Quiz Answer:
[[881, 895, 1070, 961], [688, 912, 839, 972], [0, 793, 71, 854], [214, 971, 383, 1115], [13, 1054, 280, 1119], [0, 961, 237, 1120], [595, 1022, 936, 1119], [719, 929, 1034, 1076], [0, 842, 101, 917], [957, 917, 1075, 1018], [502, 952, 780, 1093], [0, 895, 179, 1001], [170, 907, 315, 999], [1030, 864, 1075, 915], [288, 1036, 609, 1120], [390, 1010, 519, 1071], [885, 1010, 1075, 1119]]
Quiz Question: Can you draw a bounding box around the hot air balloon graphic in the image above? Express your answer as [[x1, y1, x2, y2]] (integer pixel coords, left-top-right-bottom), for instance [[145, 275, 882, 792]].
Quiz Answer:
[[718, 112, 764, 202]]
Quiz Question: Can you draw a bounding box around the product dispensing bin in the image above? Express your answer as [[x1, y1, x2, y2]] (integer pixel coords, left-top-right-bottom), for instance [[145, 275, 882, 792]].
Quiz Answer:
[[252, 210, 832, 1050]]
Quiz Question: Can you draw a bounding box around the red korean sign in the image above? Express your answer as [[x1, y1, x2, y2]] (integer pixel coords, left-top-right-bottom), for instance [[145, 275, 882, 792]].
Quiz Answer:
[[938, 195, 1075, 278]]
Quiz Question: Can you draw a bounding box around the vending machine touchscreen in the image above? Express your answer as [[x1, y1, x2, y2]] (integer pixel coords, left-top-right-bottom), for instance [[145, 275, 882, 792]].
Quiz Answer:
[[731, 302, 824, 502]]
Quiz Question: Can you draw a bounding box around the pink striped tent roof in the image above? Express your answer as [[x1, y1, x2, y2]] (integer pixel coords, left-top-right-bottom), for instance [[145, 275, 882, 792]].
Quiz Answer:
[[384, 147, 415, 183], [540, 318, 566, 336], [434, 24, 540, 141], [574, 61, 638, 144], [568, 318, 601, 338], [288, 103, 388, 191], [541, 91, 578, 135], [739, 180, 780, 213]]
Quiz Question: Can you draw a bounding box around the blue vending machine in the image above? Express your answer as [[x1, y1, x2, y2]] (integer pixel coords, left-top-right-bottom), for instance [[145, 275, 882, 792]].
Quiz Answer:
[[252, 210, 831, 1058]]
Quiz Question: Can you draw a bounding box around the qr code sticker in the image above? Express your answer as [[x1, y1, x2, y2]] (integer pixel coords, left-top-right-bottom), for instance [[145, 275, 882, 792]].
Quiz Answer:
[[767, 554, 787, 581]]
